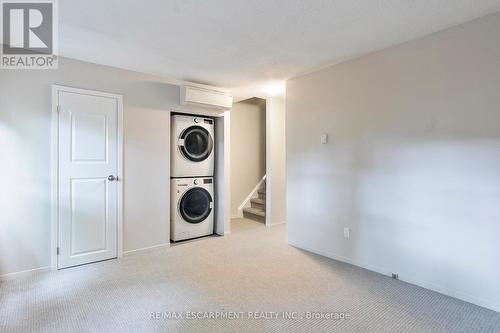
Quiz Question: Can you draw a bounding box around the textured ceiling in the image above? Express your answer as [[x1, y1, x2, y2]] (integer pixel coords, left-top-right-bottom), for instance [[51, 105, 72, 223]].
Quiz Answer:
[[59, 0, 500, 98]]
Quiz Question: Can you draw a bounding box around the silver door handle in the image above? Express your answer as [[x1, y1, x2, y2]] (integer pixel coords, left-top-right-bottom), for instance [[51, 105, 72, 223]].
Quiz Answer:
[[108, 175, 117, 181]]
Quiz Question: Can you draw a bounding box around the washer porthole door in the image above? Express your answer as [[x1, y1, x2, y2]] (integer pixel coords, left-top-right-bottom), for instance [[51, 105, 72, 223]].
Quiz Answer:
[[179, 126, 213, 162], [179, 187, 213, 224]]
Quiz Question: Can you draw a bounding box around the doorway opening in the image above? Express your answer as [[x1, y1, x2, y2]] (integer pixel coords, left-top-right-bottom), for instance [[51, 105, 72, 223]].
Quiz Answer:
[[230, 97, 266, 231], [230, 96, 286, 232]]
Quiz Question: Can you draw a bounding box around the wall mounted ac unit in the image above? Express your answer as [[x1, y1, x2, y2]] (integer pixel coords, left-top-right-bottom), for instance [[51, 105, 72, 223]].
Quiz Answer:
[[180, 85, 233, 110]]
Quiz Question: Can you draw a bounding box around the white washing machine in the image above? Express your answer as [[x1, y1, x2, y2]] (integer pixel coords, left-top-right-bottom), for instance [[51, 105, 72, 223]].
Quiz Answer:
[[171, 177, 214, 242], [171, 114, 214, 177]]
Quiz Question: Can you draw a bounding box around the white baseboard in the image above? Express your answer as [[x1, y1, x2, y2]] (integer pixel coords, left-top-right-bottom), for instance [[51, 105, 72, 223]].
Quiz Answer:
[[123, 243, 170, 255], [288, 240, 392, 276], [288, 240, 500, 313], [0, 265, 51, 278], [2, 243, 169, 277], [268, 221, 286, 226]]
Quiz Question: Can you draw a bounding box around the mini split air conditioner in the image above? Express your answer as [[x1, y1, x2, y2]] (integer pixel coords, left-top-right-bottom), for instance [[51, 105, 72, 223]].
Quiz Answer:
[[180, 85, 233, 110]]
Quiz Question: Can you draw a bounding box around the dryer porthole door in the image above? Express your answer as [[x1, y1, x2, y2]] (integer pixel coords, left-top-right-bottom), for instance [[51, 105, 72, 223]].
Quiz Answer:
[[179, 126, 213, 162], [179, 187, 213, 224]]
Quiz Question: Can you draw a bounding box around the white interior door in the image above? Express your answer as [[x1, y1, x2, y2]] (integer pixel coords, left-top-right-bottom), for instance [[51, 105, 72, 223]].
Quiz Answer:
[[56, 87, 122, 269]]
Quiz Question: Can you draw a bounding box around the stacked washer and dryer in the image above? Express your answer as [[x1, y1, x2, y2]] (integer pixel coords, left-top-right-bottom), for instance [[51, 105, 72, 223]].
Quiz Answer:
[[170, 114, 216, 242]]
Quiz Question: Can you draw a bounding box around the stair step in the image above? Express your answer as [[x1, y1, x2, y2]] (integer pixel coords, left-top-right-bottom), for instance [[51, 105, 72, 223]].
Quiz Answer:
[[251, 197, 265, 205], [243, 207, 265, 217], [257, 188, 266, 195], [250, 198, 266, 210], [243, 207, 266, 223]]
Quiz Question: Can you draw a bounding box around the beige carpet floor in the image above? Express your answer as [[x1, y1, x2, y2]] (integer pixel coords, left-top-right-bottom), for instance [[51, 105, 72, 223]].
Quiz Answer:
[[1, 218, 499, 332]]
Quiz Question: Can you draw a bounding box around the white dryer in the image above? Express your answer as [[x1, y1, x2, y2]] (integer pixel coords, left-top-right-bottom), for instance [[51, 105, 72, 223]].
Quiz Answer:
[[171, 114, 214, 177], [171, 177, 214, 242]]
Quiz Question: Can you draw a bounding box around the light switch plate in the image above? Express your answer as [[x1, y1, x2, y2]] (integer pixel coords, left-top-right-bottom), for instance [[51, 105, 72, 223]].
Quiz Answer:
[[321, 133, 328, 144], [343, 227, 350, 239]]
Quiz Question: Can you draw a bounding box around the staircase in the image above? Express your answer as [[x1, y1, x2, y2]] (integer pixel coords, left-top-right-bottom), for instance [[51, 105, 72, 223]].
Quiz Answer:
[[242, 185, 266, 223]]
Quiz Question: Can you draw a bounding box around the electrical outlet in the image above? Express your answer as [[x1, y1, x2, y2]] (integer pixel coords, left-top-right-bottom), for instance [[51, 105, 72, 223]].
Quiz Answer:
[[343, 227, 350, 239], [392, 273, 399, 280]]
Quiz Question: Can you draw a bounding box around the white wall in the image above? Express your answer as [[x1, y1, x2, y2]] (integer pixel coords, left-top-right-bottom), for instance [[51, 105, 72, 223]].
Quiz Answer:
[[266, 97, 286, 225], [0, 57, 220, 275], [215, 113, 232, 235], [286, 12, 500, 312], [230, 98, 266, 216]]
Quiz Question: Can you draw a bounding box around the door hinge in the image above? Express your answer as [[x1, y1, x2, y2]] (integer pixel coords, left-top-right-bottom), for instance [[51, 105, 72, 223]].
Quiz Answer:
[[56, 105, 60, 112], [56, 247, 60, 255]]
